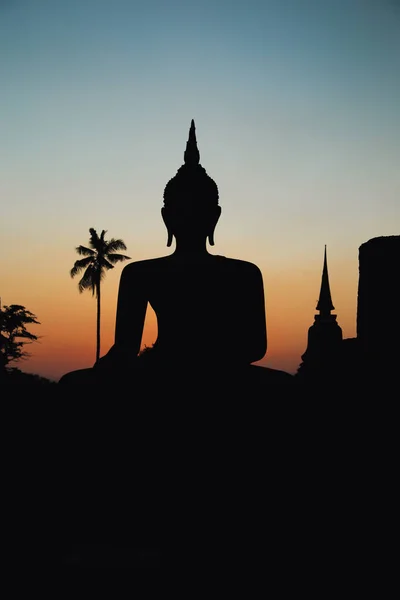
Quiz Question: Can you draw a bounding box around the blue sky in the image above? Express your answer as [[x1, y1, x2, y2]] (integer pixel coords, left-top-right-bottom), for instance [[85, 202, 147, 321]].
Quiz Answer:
[[1, 0, 399, 378]]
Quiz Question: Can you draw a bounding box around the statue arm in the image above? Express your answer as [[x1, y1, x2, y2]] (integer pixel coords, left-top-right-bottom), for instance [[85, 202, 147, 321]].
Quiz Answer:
[[216, 260, 267, 365], [96, 263, 148, 368], [237, 263, 267, 364], [247, 265, 267, 363], [114, 263, 148, 357]]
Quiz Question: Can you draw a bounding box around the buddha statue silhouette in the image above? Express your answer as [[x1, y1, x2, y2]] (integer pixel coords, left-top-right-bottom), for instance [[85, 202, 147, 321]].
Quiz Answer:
[[59, 120, 293, 391]]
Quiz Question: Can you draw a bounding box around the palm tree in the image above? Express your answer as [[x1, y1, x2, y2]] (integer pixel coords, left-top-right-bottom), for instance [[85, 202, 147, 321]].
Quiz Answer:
[[70, 228, 130, 363]]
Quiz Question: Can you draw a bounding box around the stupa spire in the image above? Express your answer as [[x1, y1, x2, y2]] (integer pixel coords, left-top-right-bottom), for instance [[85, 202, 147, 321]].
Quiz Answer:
[[184, 119, 200, 166], [297, 245, 343, 380], [316, 245, 335, 316]]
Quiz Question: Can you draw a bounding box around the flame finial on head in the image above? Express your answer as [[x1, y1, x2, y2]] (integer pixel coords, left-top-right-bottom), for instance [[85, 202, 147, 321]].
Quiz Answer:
[[184, 119, 200, 166]]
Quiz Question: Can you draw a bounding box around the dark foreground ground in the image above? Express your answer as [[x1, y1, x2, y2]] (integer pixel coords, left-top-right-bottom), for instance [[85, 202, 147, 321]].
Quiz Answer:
[[3, 369, 397, 573]]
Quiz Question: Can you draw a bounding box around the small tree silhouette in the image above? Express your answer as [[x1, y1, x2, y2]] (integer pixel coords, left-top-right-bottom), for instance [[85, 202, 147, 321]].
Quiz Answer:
[[70, 228, 130, 363], [0, 303, 40, 370]]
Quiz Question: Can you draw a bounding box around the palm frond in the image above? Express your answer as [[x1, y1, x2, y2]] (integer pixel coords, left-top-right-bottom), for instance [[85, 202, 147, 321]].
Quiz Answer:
[[89, 228, 99, 239], [78, 265, 98, 295], [100, 258, 115, 271], [106, 238, 128, 253], [70, 256, 94, 278], [89, 228, 101, 250], [107, 253, 131, 264], [75, 245, 95, 257]]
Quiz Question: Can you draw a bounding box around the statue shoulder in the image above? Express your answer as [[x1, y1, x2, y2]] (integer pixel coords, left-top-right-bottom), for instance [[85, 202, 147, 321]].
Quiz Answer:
[[121, 256, 169, 277], [217, 256, 263, 279]]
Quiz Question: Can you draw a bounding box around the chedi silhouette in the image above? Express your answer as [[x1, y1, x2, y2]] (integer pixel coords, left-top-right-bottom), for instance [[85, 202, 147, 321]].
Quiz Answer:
[[59, 120, 294, 392], [296, 245, 343, 383]]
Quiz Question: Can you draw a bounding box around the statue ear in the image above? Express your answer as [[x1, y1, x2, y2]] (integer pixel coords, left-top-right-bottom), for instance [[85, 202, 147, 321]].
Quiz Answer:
[[162, 208, 174, 247], [161, 207, 168, 227], [208, 206, 221, 246]]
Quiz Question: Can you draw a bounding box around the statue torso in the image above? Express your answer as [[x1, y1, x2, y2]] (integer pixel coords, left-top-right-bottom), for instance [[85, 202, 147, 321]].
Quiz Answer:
[[122, 254, 266, 366]]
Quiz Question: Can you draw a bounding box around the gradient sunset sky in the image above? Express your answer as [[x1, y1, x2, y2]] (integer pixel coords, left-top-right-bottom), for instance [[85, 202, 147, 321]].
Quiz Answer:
[[1, 0, 399, 381]]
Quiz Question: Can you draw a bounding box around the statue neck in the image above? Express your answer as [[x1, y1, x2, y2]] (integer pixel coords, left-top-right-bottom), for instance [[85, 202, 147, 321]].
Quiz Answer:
[[173, 238, 210, 257]]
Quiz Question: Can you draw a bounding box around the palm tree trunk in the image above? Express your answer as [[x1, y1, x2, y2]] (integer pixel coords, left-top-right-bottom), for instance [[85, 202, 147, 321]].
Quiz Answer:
[[96, 279, 101, 364]]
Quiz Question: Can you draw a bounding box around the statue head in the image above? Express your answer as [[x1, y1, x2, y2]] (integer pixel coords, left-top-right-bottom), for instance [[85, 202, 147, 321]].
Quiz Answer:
[[162, 120, 221, 247]]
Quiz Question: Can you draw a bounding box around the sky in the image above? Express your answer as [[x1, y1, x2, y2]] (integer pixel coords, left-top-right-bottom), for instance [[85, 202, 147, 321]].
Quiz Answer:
[[1, 0, 399, 381]]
